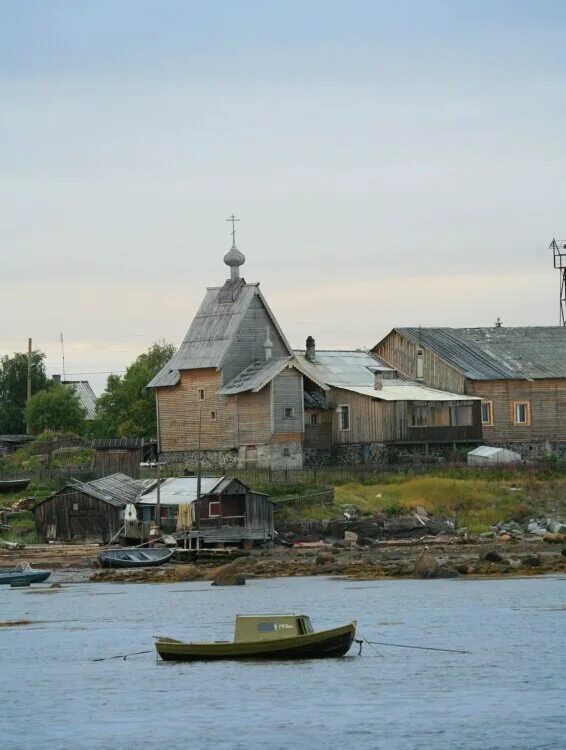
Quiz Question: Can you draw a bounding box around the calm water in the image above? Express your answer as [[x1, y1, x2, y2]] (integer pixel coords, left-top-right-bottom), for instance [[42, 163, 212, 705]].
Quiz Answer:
[[1, 574, 565, 750]]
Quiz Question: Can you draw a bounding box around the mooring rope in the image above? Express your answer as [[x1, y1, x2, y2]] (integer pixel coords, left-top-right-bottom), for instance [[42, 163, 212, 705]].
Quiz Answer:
[[362, 639, 469, 654], [91, 649, 153, 662]]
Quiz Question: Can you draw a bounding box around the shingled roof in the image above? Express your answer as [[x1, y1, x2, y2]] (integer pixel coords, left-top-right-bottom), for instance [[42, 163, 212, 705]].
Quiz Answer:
[[395, 327, 566, 380], [147, 282, 292, 388]]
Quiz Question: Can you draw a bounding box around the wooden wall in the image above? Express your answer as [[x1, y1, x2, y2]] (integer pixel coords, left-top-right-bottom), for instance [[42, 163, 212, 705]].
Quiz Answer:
[[272, 368, 304, 434], [374, 331, 467, 394], [236, 387, 273, 446], [34, 490, 121, 543], [468, 379, 566, 443], [304, 409, 333, 449], [157, 369, 237, 452]]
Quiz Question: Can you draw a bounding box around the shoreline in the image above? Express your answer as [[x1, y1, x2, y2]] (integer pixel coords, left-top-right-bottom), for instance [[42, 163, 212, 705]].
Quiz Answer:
[[3, 537, 564, 583]]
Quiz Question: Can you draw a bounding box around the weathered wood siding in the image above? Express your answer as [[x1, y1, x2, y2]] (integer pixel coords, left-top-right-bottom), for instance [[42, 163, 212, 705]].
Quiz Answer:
[[272, 368, 304, 434], [94, 449, 141, 478], [34, 490, 122, 543], [330, 388, 481, 445], [374, 331, 467, 393], [468, 379, 566, 443], [236, 386, 273, 445], [304, 409, 333, 449], [156, 369, 237, 452], [222, 295, 289, 384]]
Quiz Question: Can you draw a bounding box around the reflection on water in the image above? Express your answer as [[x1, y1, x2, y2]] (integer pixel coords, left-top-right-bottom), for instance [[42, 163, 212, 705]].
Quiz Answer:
[[1, 575, 565, 750]]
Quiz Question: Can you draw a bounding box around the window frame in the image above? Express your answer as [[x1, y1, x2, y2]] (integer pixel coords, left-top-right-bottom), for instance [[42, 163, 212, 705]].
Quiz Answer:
[[210, 410, 217, 421], [208, 501, 221, 518], [283, 407, 295, 419], [338, 404, 350, 431], [511, 401, 531, 426], [197, 388, 205, 401], [481, 400, 493, 427], [310, 413, 320, 426]]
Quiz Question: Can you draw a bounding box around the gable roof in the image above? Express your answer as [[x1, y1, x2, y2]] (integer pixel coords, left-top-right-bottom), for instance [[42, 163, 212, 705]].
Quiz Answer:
[[294, 350, 387, 388], [62, 381, 97, 419], [147, 282, 292, 388], [34, 473, 151, 509], [393, 327, 566, 380], [218, 356, 328, 396]]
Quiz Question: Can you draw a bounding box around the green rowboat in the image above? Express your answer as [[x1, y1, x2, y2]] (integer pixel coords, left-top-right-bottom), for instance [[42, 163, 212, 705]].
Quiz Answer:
[[155, 614, 356, 661]]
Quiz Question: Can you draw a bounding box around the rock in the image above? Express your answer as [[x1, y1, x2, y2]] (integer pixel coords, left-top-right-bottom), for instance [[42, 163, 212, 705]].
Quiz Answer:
[[344, 530, 358, 543], [414, 554, 439, 579], [435, 566, 459, 578], [50, 583, 62, 589], [543, 533, 566, 544], [527, 522, 548, 536], [548, 521, 566, 534], [210, 563, 246, 586], [427, 517, 456, 536], [562, 548, 566, 557], [520, 554, 542, 568], [315, 551, 335, 565], [455, 562, 469, 575], [498, 534, 512, 542], [480, 549, 505, 563]]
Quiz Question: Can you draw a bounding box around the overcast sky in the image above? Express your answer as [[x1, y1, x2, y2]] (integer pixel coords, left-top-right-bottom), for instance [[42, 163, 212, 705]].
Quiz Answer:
[[2, 1, 565, 393]]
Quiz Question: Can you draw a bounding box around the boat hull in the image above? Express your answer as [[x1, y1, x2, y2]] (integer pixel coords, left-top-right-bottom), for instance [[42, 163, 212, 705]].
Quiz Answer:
[[0, 569, 51, 585], [156, 623, 356, 661], [98, 548, 174, 569]]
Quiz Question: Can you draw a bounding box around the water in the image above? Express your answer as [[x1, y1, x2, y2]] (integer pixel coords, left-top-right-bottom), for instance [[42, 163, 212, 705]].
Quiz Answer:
[[1, 574, 565, 750]]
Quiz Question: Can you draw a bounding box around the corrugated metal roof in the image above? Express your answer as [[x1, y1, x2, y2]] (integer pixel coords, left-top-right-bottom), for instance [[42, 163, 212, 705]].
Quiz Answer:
[[148, 283, 293, 388], [63, 473, 148, 507], [304, 390, 330, 409], [138, 477, 224, 505], [63, 381, 97, 419], [218, 356, 328, 396], [334, 383, 480, 402], [395, 327, 566, 380], [294, 350, 386, 388]]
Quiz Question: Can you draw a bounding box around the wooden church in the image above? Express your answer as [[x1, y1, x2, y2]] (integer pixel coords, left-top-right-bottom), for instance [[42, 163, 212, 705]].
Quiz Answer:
[[148, 225, 482, 468]]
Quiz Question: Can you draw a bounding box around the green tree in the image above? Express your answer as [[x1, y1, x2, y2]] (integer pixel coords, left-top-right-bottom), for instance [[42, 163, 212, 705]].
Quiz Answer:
[[91, 341, 175, 438], [25, 385, 87, 434], [0, 350, 48, 433]]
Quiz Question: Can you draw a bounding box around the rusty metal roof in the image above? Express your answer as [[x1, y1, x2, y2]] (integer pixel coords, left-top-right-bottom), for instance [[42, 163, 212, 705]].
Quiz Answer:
[[395, 327, 566, 380], [147, 282, 292, 388]]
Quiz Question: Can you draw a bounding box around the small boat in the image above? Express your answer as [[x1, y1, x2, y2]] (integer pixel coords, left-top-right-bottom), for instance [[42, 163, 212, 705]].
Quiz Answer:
[[0, 478, 30, 494], [97, 547, 174, 569], [0, 562, 51, 585], [155, 614, 356, 661]]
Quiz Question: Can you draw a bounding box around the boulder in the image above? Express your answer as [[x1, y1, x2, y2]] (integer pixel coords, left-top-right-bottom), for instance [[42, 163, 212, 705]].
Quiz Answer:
[[435, 566, 459, 578], [548, 521, 566, 534], [543, 532, 566, 544], [520, 554, 542, 568], [210, 563, 246, 586], [480, 549, 505, 563], [344, 530, 358, 543], [315, 551, 335, 565], [414, 554, 439, 579]]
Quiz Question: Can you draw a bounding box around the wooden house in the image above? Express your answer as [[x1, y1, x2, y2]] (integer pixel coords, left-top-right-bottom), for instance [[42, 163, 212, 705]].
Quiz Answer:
[[137, 476, 274, 546], [295, 348, 482, 458], [374, 327, 566, 452], [33, 473, 148, 543]]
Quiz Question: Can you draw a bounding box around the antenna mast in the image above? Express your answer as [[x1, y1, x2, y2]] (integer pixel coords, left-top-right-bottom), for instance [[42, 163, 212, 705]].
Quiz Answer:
[[550, 239, 566, 326], [60, 332, 66, 381]]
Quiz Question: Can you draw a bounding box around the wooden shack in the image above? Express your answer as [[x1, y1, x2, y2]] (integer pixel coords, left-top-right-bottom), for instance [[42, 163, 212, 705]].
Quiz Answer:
[[33, 473, 146, 543], [92, 438, 157, 478]]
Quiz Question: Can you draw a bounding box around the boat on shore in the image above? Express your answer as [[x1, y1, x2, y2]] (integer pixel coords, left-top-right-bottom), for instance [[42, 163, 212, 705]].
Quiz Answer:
[[0, 478, 30, 494], [97, 547, 174, 569], [155, 614, 356, 661], [0, 562, 51, 585]]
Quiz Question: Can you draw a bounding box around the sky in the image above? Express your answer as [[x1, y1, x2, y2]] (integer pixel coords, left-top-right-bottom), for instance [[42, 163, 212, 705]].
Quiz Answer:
[[1, 0, 566, 394]]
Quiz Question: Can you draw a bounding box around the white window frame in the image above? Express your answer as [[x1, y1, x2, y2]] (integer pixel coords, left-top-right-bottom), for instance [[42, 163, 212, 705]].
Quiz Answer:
[[338, 404, 350, 431]]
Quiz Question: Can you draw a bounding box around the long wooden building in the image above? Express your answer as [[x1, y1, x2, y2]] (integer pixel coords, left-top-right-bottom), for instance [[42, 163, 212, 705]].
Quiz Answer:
[[374, 327, 566, 452]]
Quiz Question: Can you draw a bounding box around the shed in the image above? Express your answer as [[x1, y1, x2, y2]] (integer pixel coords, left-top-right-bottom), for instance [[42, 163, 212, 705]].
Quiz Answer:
[[138, 476, 274, 546], [467, 446, 522, 466], [33, 473, 149, 543], [91, 438, 157, 477]]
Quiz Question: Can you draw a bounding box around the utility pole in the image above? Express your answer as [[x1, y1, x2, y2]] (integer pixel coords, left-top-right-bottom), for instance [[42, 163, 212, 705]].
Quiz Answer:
[[155, 460, 161, 535], [195, 398, 203, 547], [26, 338, 32, 435]]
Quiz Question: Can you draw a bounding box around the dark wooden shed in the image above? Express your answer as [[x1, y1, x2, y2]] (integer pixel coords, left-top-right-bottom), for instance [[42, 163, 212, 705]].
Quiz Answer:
[[92, 438, 157, 478], [33, 473, 145, 543]]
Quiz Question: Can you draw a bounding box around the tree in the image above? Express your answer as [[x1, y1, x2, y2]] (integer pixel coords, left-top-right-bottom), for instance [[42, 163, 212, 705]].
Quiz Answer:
[[25, 385, 87, 434], [91, 342, 175, 438], [0, 350, 48, 433]]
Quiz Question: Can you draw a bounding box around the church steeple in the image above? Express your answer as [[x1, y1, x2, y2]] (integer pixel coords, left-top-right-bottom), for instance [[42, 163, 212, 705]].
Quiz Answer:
[[223, 214, 246, 280]]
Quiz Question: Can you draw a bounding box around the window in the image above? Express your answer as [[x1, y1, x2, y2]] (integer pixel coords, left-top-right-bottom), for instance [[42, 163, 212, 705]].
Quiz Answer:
[[512, 401, 531, 426], [410, 406, 428, 427], [451, 405, 473, 426], [197, 388, 205, 400], [208, 501, 220, 517], [481, 401, 493, 426], [210, 411, 217, 421], [282, 447, 291, 457], [338, 405, 350, 431], [310, 413, 320, 426], [284, 407, 295, 419]]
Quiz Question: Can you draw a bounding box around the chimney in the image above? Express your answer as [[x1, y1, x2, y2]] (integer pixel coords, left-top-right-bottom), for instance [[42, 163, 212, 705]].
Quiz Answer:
[[52, 374, 62, 385], [264, 326, 273, 361], [374, 372, 383, 390], [305, 336, 316, 362]]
